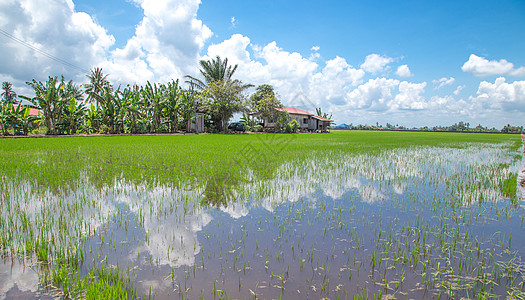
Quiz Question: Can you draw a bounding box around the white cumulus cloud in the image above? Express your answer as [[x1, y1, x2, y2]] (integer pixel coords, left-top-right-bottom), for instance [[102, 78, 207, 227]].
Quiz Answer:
[[395, 65, 412, 77], [309, 56, 365, 105], [345, 78, 399, 111], [432, 77, 455, 89], [205, 34, 365, 110], [360, 54, 394, 74], [393, 81, 427, 110], [101, 0, 213, 85], [471, 77, 525, 111], [0, 0, 114, 84], [453, 85, 465, 95], [461, 54, 525, 77]]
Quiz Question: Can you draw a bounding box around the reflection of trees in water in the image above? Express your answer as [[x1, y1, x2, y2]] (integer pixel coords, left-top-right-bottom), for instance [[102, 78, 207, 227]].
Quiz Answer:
[[202, 166, 237, 208]]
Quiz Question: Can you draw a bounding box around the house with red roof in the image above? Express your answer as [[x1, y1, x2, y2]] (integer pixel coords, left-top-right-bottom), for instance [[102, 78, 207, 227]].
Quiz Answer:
[[11, 104, 41, 116], [253, 107, 332, 132]]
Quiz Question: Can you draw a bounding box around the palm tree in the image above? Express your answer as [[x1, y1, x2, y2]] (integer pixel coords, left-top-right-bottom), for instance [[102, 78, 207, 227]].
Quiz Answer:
[[0, 102, 12, 135], [84, 67, 110, 108], [185, 56, 247, 90], [186, 56, 252, 131], [1, 82, 17, 104]]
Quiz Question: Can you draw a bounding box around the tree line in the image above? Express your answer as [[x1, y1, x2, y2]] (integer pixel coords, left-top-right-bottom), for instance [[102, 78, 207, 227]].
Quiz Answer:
[[337, 121, 523, 134], [0, 56, 291, 136]]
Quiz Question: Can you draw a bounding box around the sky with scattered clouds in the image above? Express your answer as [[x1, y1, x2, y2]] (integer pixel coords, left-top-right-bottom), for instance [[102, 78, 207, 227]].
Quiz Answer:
[[1, 0, 524, 128]]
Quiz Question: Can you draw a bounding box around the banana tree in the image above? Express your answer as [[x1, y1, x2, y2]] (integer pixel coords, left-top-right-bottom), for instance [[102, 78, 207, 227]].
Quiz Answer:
[[180, 89, 197, 133], [22, 76, 79, 135], [122, 85, 143, 134], [85, 104, 100, 133], [21, 77, 60, 134], [61, 98, 86, 135], [164, 79, 182, 133], [100, 87, 119, 134], [141, 81, 165, 133], [11, 103, 38, 135], [240, 114, 257, 128]]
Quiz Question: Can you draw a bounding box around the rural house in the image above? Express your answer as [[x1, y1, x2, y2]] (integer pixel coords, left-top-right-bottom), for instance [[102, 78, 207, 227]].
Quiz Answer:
[[253, 107, 331, 132]]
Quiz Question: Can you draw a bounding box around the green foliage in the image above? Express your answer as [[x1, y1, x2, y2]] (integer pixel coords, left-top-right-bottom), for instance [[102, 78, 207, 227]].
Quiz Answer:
[[343, 121, 522, 133], [240, 114, 257, 128], [21, 76, 82, 135], [201, 79, 249, 131], [285, 119, 299, 133], [185, 56, 241, 91], [275, 110, 290, 132], [501, 124, 523, 134], [50, 263, 140, 299], [84, 67, 110, 107], [249, 84, 282, 122], [1, 81, 17, 104], [315, 107, 333, 121], [0, 130, 519, 193], [500, 172, 518, 201], [83, 264, 139, 300]]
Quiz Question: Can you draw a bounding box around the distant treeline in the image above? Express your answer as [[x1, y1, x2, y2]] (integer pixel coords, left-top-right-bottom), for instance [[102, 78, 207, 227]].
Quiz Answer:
[[334, 121, 523, 134]]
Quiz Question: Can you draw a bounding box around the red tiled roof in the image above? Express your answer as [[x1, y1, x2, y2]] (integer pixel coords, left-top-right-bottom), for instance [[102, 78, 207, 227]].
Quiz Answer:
[[28, 108, 40, 116], [312, 115, 332, 122], [277, 107, 314, 116], [12, 105, 41, 116]]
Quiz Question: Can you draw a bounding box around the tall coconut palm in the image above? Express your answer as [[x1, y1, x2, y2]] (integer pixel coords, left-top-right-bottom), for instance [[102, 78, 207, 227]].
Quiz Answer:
[[84, 67, 110, 107], [1, 82, 17, 104], [0, 102, 12, 135], [185, 56, 243, 90], [186, 56, 252, 131]]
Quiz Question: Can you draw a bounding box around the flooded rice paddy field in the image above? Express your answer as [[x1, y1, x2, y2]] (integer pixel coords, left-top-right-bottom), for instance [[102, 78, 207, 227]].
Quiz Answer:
[[0, 131, 524, 299]]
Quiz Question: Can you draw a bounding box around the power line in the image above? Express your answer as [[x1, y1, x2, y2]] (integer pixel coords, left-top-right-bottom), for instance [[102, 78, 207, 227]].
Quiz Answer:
[[0, 28, 90, 74]]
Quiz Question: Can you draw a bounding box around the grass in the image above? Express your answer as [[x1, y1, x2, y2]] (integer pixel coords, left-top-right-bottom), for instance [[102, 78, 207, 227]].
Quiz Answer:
[[0, 130, 523, 299]]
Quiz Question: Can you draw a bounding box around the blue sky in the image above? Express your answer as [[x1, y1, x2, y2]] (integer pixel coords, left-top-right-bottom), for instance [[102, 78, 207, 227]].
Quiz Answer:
[[1, 0, 524, 128]]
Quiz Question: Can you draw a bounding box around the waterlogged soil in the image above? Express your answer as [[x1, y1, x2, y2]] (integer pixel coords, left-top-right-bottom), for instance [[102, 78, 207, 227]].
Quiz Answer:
[[1, 141, 525, 299]]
